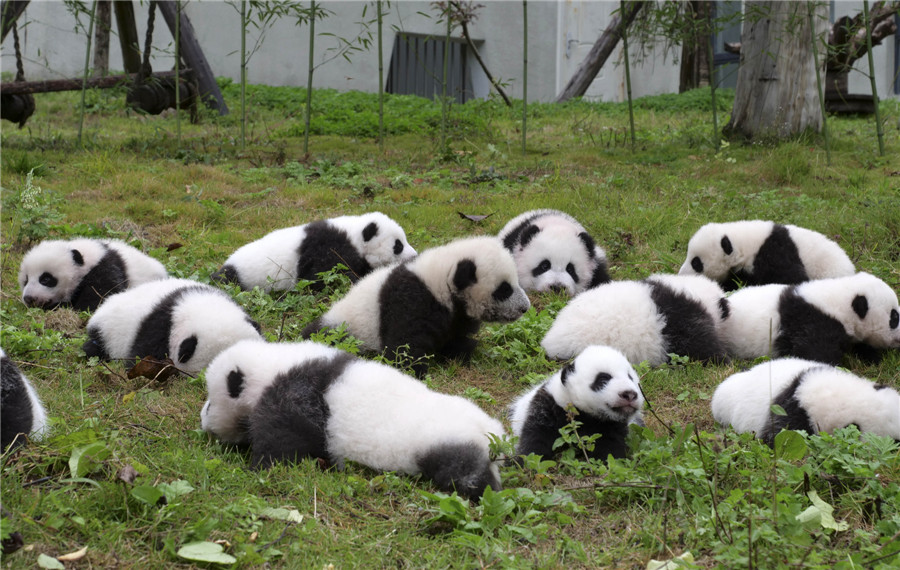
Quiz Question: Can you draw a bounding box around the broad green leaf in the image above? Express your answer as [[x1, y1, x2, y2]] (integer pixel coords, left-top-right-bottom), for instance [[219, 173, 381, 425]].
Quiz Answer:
[[131, 485, 165, 506], [68, 441, 110, 478], [796, 490, 849, 531], [37, 554, 65, 569], [158, 479, 195, 500], [177, 541, 237, 565], [770, 404, 787, 416], [774, 430, 807, 461], [259, 507, 303, 524]]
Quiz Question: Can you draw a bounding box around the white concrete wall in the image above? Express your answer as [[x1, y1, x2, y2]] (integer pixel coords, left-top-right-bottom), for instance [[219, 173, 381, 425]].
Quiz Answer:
[[1, 1, 896, 102]]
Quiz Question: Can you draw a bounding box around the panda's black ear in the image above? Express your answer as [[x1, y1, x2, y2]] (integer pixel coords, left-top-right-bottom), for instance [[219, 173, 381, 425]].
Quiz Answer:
[[720, 236, 733, 255], [852, 295, 868, 319], [362, 222, 379, 242], [71, 249, 85, 266], [561, 362, 575, 384], [520, 224, 541, 248], [178, 335, 198, 364], [227, 368, 245, 398], [453, 259, 478, 290], [577, 232, 597, 258]]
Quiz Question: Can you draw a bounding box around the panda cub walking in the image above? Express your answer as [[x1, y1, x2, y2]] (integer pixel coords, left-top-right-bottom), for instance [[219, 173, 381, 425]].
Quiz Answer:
[[510, 345, 644, 462]]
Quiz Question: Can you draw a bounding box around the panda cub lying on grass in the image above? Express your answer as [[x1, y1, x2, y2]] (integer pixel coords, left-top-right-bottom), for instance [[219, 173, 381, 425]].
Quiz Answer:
[[1, 348, 48, 451], [202, 339, 505, 499]]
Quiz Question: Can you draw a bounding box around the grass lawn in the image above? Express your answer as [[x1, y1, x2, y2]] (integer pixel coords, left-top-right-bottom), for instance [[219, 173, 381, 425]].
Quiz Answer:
[[1, 83, 899, 569]]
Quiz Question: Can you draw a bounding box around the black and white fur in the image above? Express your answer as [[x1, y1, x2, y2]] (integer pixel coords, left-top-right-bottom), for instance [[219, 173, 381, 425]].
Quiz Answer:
[[1, 349, 48, 451], [201, 339, 339, 445], [211, 212, 416, 292], [83, 278, 262, 374], [711, 358, 900, 444], [509, 345, 643, 462], [207, 340, 505, 499], [679, 220, 855, 291], [719, 272, 900, 364], [19, 238, 167, 311], [541, 273, 729, 366], [302, 236, 530, 374], [498, 209, 610, 295]]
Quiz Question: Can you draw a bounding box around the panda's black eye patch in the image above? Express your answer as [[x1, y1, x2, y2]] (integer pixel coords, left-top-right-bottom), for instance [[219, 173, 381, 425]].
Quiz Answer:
[[492, 281, 513, 302], [591, 372, 612, 391], [566, 263, 580, 283], [691, 257, 704, 273], [227, 369, 246, 398], [393, 239, 403, 255], [890, 309, 899, 330], [39, 272, 58, 288], [532, 259, 551, 277]]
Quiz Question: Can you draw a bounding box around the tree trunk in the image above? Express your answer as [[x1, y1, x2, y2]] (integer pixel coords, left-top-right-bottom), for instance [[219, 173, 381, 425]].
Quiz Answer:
[[93, 1, 111, 77], [679, 1, 711, 93], [724, 1, 827, 141], [555, 1, 646, 103]]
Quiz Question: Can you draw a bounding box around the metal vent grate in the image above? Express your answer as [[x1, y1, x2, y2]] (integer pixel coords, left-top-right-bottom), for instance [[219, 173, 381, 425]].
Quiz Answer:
[[386, 33, 469, 103]]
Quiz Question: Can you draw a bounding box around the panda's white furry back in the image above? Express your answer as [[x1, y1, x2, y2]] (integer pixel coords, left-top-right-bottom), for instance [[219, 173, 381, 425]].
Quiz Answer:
[[1, 348, 48, 451], [18, 238, 167, 311], [498, 209, 610, 295], [206, 340, 505, 499], [711, 358, 900, 445], [679, 220, 854, 291], [83, 278, 262, 374], [212, 212, 416, 292], [301, 236, 530, 375]]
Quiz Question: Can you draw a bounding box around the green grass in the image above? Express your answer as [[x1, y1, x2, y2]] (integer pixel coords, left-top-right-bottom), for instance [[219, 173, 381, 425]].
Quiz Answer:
[[2, 86, 900, 569]]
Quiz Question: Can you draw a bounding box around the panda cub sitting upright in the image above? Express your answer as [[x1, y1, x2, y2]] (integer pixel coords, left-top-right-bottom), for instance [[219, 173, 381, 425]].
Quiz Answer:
[[19, 238, 167, 311], [679, 220, 855, 291], [203, 339, 505, 499], [1, 349, 48, 451], [212, 212, 416, 292], [509, 345, 644, 462], [302, 236, 530, 375], [498, 209, 610, 296], [711, 358, 900, 445], [719, 272, 900, 364], [541, 273, 729, 366], [83, 278, 262, 375]]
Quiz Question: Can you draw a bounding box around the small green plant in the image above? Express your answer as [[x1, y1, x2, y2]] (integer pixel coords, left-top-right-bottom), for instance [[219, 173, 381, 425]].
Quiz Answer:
[[2, 168, 65, 245]]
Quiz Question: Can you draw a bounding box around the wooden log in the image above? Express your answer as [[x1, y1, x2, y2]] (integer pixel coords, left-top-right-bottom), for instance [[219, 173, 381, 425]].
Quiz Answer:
[[156, 1, 228, 115], [113, 1, 142, 74], [0, 70, 190, 95]]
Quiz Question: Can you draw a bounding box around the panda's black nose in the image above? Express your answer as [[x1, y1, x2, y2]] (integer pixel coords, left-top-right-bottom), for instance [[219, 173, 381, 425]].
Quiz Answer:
[[23, 295, 35, 307], [619, 390, 638, 402], [549, 285, 566, 294]]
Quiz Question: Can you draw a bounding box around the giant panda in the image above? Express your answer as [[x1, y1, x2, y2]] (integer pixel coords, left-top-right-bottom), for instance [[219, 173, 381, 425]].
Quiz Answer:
[[497, 209, 610, 295], [541, 273, 729, 366], [18, 238, 168, 311], [301, 236, 530, 375], [201, 339, 338, 445], [719, 272, 900, 364], [509, 345, 644, 462], [211, 212, 417, 292], [203, 339, 504, 499], [679, 220, 855, 291], [1, 349, 48, 451], [82, 278, 262, 375], [711, 358, 900, 445]]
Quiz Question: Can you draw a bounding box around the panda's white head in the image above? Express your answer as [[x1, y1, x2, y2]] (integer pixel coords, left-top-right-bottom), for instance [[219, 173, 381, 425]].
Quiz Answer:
[[799, 272, 900, 350], [336, 212, 417, 269], [19, 239, 106, 309], [679, 221, 773, 281], [168, 287, 263, 374], [417, 236, 530, 322], [506, 213, 607, 295], [548, 345, 643, 423]]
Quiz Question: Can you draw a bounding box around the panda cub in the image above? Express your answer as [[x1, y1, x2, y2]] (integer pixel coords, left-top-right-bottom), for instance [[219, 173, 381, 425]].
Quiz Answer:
[[19, 238, 167, 311], [679, 220, 855, 291], [711, 358, 900, 444], [1, 349, 48, 451], [205, 339, 505, 499], [201, 339, 338, 445], [211, 212, 416, 292], [302, 236, 530, 375], [541, 273, 729, 366], [719, 272, 900, 364], [83, 278, 262, 375], [509, 345, 643, 462], [498, 209, 610, 295]]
